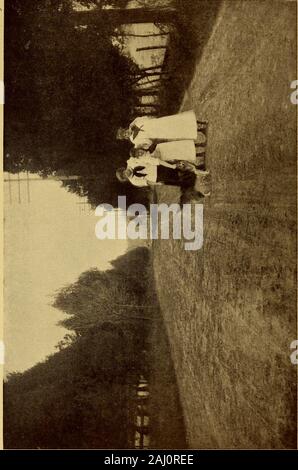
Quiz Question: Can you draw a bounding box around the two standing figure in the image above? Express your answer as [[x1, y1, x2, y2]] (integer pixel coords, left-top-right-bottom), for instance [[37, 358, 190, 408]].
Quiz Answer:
[[116, 110, 210, 195]]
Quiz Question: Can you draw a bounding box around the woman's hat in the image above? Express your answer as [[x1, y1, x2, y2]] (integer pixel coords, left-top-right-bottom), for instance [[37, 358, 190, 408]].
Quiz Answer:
[[116, 128, 130, 140], [116, 167, 128, 183]]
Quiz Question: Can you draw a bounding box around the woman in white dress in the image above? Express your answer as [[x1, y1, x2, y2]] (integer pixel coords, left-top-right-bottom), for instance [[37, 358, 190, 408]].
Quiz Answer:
[[130, 140, 197, 163], [117, 110, 199, 149], [126, 150, 211, 195], [116, 154, 198, 189]]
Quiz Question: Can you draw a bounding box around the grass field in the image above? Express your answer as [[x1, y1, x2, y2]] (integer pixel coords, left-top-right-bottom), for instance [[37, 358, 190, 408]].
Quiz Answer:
[[152, 0, 297, 448]]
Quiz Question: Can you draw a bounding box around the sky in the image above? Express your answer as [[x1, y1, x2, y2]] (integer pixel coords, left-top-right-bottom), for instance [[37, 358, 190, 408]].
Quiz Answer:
[[4, 173, 127, 376]]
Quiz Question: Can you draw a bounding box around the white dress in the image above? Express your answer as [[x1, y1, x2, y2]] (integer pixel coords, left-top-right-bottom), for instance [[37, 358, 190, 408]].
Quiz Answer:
[[153, 140, 196, 162], [127, 156, 159, 187], [129, 110, 197, 148]]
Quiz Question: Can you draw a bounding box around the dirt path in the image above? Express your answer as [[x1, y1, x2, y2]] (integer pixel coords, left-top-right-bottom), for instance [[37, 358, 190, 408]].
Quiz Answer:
[[152, 0, 297, 448]]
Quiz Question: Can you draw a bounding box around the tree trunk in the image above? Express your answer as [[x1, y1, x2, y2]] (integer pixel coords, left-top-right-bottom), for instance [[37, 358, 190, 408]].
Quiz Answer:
[[132, 110, 155, 117], [139, 65, 163, 71], [71, 8, 178, 27], [136, 45, 167, 52], [113, 32, 170, 38], [136, 78, 168, 86], [134, 72, 168, 85], [135, 89, 160, 96], [135, 103, 160, 109]]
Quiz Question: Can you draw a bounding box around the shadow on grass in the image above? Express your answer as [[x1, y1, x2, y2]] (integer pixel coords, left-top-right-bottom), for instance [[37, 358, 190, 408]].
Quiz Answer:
[[148, 308, 188, 449], [160, 0, 223, 115]]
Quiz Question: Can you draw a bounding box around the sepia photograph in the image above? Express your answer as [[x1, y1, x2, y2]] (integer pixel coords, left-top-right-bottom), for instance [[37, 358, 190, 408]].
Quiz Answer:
[[2, 0, 297, 451]]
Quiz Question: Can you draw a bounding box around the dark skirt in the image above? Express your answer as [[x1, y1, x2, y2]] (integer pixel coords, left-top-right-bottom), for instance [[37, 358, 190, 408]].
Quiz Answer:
[[156, 165, 196, 189]]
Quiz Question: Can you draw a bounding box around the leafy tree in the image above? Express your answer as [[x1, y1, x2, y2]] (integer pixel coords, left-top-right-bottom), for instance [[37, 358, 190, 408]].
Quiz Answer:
[[4, 247, 153, 449], [53, 247, 151, 334], [5, 0, 142, 206], [4, 324, 139, 449]]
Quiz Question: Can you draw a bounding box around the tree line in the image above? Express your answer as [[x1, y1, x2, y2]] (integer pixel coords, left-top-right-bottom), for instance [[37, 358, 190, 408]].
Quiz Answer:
[[4, 0, 178, 207], [4, 247, 156, 449]]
